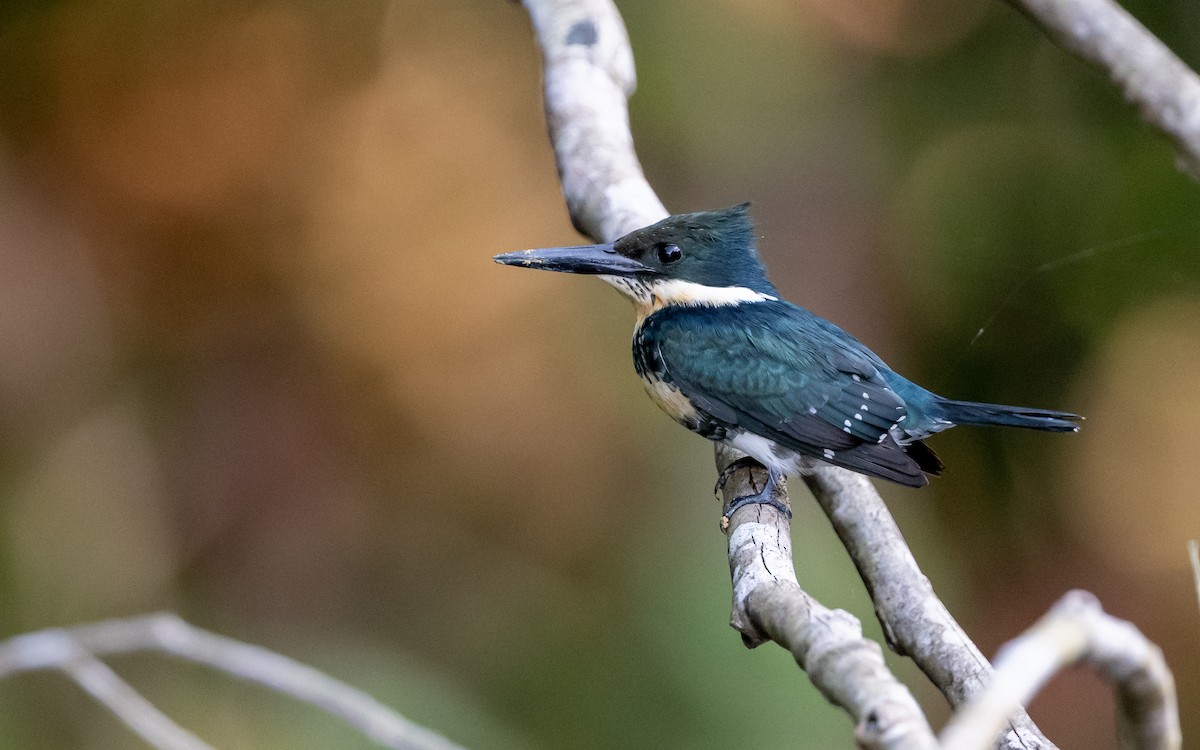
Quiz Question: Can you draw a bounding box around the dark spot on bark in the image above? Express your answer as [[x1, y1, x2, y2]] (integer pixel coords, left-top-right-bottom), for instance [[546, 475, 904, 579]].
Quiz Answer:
[[860, 709, 882, 736], [566, 19, 597, 46]]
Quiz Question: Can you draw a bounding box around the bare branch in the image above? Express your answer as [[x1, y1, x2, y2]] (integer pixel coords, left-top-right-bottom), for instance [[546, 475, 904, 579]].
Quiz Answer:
[[0, 613, 463, 750], [803, 468, 1054, 750], [1005, 0, 1200, 178], [717, 447, 939, 750], [940, 591, 1180, 750], [522, 0, 667, 240], [0, 627, 214, 750]]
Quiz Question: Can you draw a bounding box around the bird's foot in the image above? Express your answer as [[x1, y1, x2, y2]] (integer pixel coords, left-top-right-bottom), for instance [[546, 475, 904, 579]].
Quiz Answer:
[[718, 464, 791, 530], [723, 492, 792, 526]]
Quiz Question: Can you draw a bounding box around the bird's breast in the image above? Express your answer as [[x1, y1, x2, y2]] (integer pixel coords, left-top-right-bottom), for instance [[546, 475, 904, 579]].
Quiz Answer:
[[632, 307, 737, 440], [632, 318, 688, 417], [638, 373, 697, 424]]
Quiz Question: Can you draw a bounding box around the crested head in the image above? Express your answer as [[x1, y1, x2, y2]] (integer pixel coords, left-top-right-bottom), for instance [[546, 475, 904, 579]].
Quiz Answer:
[[493, 203, 781, 316], [609, 203, 777, 295]]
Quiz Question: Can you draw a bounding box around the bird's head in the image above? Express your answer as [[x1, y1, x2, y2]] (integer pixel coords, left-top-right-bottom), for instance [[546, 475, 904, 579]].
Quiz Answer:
[[494, 204, 778, 305]]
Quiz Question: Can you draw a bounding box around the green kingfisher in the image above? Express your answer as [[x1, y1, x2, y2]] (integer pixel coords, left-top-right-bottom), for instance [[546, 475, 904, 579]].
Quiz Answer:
[[495, 204, 1079, 518]]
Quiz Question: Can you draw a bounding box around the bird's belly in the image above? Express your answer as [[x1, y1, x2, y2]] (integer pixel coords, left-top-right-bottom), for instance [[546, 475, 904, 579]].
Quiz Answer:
[[724, 429, 813, 476]]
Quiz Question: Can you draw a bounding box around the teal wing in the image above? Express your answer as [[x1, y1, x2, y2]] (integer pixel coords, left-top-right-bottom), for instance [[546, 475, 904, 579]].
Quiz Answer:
[[639, 301, 928, 486]]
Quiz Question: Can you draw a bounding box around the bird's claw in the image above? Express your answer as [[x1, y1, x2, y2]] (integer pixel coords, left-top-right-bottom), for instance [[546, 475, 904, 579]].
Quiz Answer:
[[714, 456, 761, 496], [721, 493, 792, 529], [710, 456, 787, 525], [718, 462, 792, 530]]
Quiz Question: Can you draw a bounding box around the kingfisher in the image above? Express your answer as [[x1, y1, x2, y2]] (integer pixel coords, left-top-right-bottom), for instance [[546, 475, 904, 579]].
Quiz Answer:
[[494, 204, 1079, 519]]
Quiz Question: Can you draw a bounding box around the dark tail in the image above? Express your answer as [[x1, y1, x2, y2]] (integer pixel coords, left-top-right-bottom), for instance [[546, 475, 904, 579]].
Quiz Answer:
[[937, 399, 1081, 433]]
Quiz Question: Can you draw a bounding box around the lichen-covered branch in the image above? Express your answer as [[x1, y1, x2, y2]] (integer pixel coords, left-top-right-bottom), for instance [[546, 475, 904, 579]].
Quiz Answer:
[[0, 613, 463, 750], [1005, 0, 1200, 178], [717, 447, 939, 750], [940, 591, 1180, 750], [803, 468, 1054, 749], [522, 0, 666, 241]]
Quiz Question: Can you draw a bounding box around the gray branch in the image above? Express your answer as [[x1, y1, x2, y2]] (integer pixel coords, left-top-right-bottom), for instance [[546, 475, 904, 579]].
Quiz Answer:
[[940, 591, 1180, 750], [0, 628, 215, 750], [0, 613, 463, 750], [803, 468, 1053, 749], [717, 447, 939, 750], [523, 0, 667, 241], [1005, 0, 1200, 178]]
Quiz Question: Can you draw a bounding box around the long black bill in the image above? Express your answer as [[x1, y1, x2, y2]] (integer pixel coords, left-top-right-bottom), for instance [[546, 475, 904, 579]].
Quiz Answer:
[[493, 243, 653, 276]]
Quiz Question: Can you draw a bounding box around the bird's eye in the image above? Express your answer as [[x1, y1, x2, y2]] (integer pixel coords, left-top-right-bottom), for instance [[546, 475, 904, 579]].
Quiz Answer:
[[656, 243, 683, 264]]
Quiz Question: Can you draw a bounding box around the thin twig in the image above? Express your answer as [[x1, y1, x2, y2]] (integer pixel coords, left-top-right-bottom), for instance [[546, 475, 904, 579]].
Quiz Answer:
[[0, 614, 463, 750], [940, 591, 1180, 750], [1004, 0, 1200, 179], [0, 628, 215, 750]]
